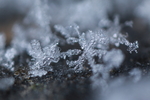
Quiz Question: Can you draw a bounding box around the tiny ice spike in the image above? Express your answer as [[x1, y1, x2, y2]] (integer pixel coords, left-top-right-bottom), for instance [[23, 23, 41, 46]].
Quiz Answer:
[[29, 39, 60, 77]]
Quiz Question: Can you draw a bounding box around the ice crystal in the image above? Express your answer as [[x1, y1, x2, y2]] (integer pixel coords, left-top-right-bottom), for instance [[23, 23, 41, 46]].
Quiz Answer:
[[66, 30, 108, 70], [55, 19, 138, 73], [60, 49, 82, 59], [28, 40, 60, 77], [55, 18, 139, 90]]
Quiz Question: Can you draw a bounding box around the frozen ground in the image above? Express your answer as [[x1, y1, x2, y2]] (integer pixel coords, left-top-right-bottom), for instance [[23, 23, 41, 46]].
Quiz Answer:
[[0, 0, 150, 100]]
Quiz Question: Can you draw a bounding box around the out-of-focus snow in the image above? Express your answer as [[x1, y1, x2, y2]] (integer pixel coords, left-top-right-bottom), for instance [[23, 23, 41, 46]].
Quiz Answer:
[[135, 0, 150, 24], [0, 77, 15, 90], [100, 79, 150, 100], [103, 49, 124, 68], [129, 68, 142, 83]]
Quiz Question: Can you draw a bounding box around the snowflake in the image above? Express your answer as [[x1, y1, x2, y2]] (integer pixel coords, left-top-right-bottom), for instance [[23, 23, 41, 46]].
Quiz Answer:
[[28, 40, 60, 77]]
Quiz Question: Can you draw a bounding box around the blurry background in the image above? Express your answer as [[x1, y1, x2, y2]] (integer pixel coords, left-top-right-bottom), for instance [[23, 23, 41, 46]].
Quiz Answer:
[[0, 0, 31, 43], [0, 0, 149, 58]]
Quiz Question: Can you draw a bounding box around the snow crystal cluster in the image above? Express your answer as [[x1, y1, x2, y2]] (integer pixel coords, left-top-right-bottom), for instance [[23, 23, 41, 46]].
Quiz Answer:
[[2, 0, 150, 97], [28, 40, 60, 77]]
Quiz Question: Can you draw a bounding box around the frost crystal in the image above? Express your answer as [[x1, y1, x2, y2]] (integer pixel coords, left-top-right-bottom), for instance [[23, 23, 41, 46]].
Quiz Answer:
[[22, 13, 139, 79], [61, 49, 81, 59], [66, 30, 107, 70], [56, 19, 138, 73], [29, 40, 44, 61], [56, 18, 138, 89], [28, 40, 60, 77], [43, 43, 60, 65]]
